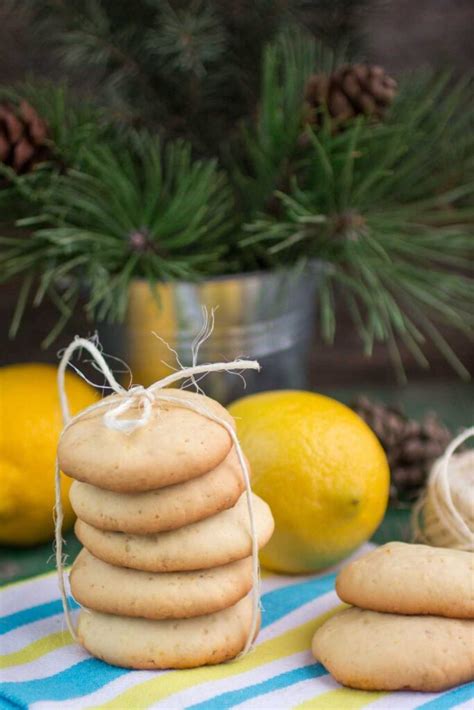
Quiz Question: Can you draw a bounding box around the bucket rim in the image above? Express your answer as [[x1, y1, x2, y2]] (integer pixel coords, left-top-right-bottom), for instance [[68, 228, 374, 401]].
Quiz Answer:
[[129, 259, 324, 288]]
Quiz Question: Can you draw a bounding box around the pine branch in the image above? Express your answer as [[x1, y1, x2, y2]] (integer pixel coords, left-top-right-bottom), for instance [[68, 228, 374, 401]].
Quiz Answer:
[[1, 131, 236, 339], [242, 70, 474, 377], [0, 81, 108, 221], [230, 29, 320, 220], [146, 1, 226, 78]]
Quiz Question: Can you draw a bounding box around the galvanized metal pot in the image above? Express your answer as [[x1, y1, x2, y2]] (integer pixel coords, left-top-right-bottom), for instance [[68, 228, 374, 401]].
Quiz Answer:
[[99, 262, 322, 404]]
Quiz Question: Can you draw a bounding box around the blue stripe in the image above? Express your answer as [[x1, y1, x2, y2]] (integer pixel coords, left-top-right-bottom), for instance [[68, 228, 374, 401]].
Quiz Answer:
[[187, 663, 325, 710], [0, 573, 335, 706], [0, 598, 79, 635], [0, 696, 24, 710], [261, 573, 336, 627], [418, 681, 474, 709], [0, 659, 124, 705], [0, 571, 335, 637]]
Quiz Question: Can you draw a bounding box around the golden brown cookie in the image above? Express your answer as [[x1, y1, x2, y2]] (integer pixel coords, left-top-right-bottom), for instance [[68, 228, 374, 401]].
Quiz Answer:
[[70, 548, 253, 619], [336, 542, 474, 619], [59, 389, 235, 492], [75, 492, 274, 571], [69, 448, 246, 534], [312, 607, 474, 691], [77, 595, 259, 669]]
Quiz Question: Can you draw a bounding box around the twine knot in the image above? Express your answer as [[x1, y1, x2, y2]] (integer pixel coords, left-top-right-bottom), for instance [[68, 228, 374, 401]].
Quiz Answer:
[[104, 384, 156, 433]]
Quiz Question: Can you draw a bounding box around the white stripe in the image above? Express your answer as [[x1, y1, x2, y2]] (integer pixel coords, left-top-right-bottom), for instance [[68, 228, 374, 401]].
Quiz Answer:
[[251, 673, 337, 709], [31, 593, 336, 710], [26, 592, 337, 710], [260, 573, 303, 594], [454, 698, 474, 710], [1, 644, 87, 683], [148, 652, 314, 710], [145, 594, 339, 710], [4, 546, 373, 710], [31, 669, 160, 710], [1, 611, 78, 654], [259, 591, 340, 644], [369, 690, 443, 709], [0, 573, 58, 615]]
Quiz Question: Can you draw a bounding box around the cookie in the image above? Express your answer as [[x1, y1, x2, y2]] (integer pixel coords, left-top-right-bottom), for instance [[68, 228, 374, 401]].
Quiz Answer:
[[336, 542, 474, 619], [59, 389, 235, 492], [69, 448, 246, 534], [75, 492, 274, 571], [312, 607, 474, 692], [77, 595, 259, 669], [70, 548, 253, 619]]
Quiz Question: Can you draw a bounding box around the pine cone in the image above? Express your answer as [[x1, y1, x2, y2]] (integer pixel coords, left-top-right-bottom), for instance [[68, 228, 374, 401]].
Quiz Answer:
[[305, 64, 397, 126], [352, 396, 452, 502], [0, 101, 50, 175]]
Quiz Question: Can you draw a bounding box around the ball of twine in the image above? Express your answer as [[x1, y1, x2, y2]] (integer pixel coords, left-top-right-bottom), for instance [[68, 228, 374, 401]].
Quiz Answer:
[[412, 426, 474, 551]]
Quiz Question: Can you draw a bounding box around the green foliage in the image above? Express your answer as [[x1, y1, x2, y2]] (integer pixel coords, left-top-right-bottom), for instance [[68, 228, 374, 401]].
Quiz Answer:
[[30, 0, 370, 151], [230, 31, 316, 219], [1, 132, 235, 343], [1, 23, 473, 377], [0, 82, 107, 218], [295, 0, 375, 56], [146, 1, 227, 77], [242, 70, 474, 378], [31, 0, 289, 149]]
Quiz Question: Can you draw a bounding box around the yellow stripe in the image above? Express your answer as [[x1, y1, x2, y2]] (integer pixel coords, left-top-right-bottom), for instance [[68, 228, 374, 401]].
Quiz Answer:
[[94, 605, 345, 710], [296, 688, 386, 709], [0, 631, 72, 669]]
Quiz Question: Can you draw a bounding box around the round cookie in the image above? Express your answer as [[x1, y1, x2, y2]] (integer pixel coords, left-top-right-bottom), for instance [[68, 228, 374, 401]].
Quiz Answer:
[[336, 542, 474, 619], [77, 595, 259, 669], [70, 548, 253, 619], [312, 607, 474, 692], [69, 448, 246, 534], [59, 388, 235, 492], [75, 492, 274, 571]]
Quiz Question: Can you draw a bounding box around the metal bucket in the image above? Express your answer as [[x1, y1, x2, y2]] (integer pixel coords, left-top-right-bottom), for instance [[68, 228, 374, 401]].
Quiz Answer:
[[99, 262, 322, 404]]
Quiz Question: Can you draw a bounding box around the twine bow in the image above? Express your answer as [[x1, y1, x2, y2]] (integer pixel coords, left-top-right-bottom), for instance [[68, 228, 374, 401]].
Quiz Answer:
[[55, 336, 261, 656]]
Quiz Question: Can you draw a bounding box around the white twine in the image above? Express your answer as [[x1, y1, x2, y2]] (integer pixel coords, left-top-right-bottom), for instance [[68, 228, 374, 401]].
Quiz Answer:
[[412, 426, 474, 551], [55, 336, 261, 654]]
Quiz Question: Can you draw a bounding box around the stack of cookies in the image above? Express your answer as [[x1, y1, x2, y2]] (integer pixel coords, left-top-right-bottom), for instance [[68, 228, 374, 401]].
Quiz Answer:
[[58, 389, 274, 669], [312, 542, 474, 692]]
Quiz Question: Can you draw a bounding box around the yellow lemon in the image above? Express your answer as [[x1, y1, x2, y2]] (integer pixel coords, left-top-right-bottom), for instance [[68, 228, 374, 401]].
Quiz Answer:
[[0, 363, 98, 546], [228, 390, 389, 573]]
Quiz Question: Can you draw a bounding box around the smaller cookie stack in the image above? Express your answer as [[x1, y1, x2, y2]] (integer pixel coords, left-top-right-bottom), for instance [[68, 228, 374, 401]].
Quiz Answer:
[[58, 389, 274, 669], [312, 542, 474, 692]]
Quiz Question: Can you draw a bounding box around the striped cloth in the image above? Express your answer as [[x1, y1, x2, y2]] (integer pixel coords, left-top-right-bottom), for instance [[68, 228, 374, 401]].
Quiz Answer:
[[1, 545, 473, 710]]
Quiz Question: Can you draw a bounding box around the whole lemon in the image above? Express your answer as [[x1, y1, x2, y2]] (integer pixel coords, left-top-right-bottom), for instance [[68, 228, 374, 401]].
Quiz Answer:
[[0, 363, 98, 546], [228, 390, 389, 573]]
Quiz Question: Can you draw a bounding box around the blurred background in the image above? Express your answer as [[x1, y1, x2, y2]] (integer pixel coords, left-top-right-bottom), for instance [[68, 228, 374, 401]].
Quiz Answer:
[[0, 1, 472, 580], [1, 0, 473, 384]]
